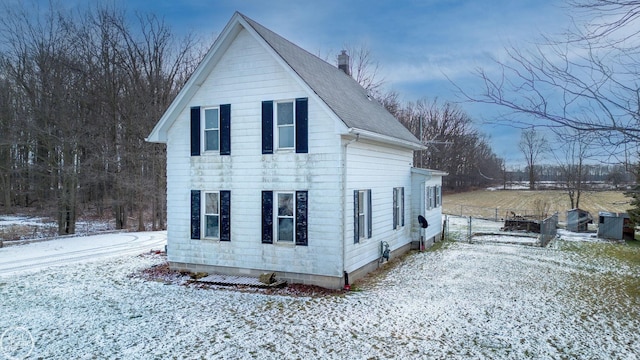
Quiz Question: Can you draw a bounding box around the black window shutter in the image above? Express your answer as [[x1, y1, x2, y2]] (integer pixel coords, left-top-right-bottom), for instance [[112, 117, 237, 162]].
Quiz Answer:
[[262, 191, 273, 244], [262, 101, 273, 154], [393, 188, 398, 230], [220, 104, 231, 155], [295, 97, 308, 154], [190, 107, 201, 156], [353, 190, 359, 243], [367, 189, 372, 238], [401, 187, 405, 227], [295, 191, 308, 246], [190, 190, 201, 239], [220, 190, 231, 241]]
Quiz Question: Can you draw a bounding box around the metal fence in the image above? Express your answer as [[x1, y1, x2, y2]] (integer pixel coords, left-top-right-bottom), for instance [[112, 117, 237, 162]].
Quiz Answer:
[[444, 212, 558, 247], [445, 205, 566, 223]]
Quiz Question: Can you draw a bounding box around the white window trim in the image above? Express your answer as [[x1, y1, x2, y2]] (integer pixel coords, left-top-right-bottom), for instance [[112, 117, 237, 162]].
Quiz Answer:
[[202, 191, 220, 240], [274, 100, 295, 151], [274, 191, 295, 243], [358, 190, 369, 240], [202, 106, 220, 153], [394, 187, 404, 229]]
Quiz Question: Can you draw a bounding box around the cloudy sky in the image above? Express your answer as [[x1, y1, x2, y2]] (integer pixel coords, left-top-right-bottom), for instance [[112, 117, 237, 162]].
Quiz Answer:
[[118, 1, 572, 166]]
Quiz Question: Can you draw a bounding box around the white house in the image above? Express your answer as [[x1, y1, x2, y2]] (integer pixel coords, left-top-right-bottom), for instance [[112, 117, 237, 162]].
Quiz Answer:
[[146, 12, 446, 289]]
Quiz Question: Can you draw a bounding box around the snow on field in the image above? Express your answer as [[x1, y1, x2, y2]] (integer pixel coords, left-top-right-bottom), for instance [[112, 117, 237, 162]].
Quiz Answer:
[[1, 234, 639, 359]]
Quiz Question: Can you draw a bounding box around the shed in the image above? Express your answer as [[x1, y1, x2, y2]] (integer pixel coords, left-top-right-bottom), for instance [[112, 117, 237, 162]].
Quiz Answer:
[[597, 212, 633, 240], [566, 208, 593, 232]]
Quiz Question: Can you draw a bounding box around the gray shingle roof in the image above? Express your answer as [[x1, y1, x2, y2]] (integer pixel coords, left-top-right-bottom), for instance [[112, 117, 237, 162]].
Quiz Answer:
[[240, 13, 421, 147]]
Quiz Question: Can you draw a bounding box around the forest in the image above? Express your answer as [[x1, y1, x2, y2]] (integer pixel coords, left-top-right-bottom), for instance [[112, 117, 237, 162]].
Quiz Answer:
[[0, 3, 511, 235]]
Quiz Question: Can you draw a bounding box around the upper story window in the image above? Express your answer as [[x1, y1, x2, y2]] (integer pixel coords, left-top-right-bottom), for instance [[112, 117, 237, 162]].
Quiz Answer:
[[262, 98, 308, 154], [203, 107, 220, 152], [190, 104, 230, 156], [276, 101, 295, 149]]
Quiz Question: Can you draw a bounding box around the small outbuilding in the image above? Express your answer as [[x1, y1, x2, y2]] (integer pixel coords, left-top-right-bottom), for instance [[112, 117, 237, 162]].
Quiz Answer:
[[597, 212, 634, 240], [566, 208, 593, 232]]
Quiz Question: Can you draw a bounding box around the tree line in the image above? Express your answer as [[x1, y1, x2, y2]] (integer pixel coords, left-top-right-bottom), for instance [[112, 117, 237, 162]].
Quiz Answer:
[[0, 3, 201, 234], [0, 2, 504, 235]]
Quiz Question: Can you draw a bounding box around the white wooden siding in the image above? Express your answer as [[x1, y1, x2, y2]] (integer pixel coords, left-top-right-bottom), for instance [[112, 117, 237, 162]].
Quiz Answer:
[[166, 29, 344, 277], [343, 139, 415, 273]]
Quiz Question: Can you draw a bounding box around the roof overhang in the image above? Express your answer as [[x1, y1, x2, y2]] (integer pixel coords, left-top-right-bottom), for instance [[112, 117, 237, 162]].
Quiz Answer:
[[411, 167, 448, 178], [347, 128, 425, 150]]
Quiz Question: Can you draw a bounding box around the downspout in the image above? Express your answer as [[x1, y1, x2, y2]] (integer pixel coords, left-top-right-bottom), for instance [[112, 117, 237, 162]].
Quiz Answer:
[[342, 133, 359, 290]]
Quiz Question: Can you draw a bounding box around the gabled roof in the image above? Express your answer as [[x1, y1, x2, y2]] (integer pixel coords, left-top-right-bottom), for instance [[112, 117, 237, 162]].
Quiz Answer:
[[147, 12, 422, 148]]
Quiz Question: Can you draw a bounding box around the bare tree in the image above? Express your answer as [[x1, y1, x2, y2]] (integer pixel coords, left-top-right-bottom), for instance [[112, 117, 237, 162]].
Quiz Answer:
[[397, 98, 503, 189], [457, 1, 640, 162], [554, 130, 596, 208], [338, 43, 386, 98], [519, 129, 548, 190]]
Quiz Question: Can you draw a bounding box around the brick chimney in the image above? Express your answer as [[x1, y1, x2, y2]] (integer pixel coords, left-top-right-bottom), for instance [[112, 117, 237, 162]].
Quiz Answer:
[[338, 50, 350, 76]]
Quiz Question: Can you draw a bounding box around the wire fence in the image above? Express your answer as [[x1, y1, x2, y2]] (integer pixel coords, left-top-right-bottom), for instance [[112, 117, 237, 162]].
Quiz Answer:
[[445, 205, 566, 223], [444, 212, 558, 247]]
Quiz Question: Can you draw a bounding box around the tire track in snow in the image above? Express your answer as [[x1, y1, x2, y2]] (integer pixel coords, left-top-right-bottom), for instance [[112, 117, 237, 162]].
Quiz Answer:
[[0, 232, 166, 276]]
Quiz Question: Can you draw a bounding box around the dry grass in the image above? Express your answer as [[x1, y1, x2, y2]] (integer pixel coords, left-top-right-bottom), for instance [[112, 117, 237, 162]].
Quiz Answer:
[[443, 189, 631, 221]]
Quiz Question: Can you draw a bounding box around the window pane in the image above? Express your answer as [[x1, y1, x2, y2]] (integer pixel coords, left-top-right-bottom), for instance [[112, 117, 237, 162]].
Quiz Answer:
[[205, 193, 219, 214], [278, 193, 293, 216], [205, 108, 219, 129], [359, 214, 365, 238], [277, 102, 293, 125], [278, 126, 294, 148], [278, 218, 294, 242], [206, 215, 219, 238], [205, 129, 219, 151], [358, 191, 364, 214]]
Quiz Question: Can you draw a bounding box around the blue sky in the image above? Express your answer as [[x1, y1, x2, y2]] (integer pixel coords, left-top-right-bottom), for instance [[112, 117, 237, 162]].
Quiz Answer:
[[121, 0, 569, 167]]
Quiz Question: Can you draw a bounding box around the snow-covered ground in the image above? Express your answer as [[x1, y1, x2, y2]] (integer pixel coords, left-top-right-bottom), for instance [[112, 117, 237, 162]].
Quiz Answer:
[[0, 231, 166, 277], [1, 228, 638, 358], [0, 215, 116, 241]]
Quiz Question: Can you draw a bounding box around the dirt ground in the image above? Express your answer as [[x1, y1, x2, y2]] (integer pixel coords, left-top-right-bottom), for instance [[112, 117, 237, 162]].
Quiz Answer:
[[443, 189, 630, 221]]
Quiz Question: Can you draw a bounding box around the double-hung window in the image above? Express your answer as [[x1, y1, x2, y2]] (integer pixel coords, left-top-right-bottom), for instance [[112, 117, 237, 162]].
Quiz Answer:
[[261, 98, 308, 154], [393, 187, 404, 229], [262, 190, 308, 245], [276, 101, 295, 149], [354, 189, 372, 243], [203, 107, 220, 152], [203, 191, 220, 238], [190, 104, 230, 156], [276, 192, 295, 242], [190, 190, 231, 241]]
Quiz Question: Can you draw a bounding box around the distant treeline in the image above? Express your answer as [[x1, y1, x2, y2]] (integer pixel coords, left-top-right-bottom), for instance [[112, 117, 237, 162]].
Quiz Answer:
[[507, 164, 634, 186]]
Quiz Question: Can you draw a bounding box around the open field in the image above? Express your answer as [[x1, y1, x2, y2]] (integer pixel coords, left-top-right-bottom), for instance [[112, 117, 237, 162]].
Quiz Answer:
[[443, 189, 630, 221]]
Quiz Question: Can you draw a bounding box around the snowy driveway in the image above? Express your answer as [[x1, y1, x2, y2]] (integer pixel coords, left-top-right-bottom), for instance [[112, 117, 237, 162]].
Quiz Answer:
[[0, 231, 166, 277]]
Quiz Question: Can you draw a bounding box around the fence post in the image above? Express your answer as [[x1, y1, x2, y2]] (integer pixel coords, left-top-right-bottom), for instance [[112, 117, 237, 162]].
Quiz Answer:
[[495, 208, 498, 222], [468, 216, 472, 242]]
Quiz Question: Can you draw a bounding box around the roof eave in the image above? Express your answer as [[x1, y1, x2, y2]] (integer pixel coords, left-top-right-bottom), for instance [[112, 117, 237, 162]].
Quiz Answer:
[[348, 128, 425, 150]]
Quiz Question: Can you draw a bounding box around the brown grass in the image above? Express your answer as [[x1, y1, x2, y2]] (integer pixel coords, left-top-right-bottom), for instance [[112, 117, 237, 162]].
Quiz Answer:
[[443, 189, 631, 221]]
